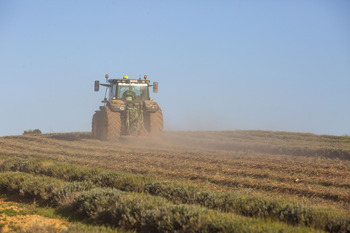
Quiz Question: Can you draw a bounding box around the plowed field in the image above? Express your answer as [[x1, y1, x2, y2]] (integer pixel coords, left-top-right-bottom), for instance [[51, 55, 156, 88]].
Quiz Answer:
[[0, 130, 349, 232]]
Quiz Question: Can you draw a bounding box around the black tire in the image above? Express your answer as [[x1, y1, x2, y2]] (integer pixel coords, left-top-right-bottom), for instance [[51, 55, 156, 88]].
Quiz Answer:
[[92, 111, 101, 139], [149, 108, 163, 136], [101, 106, 121, 141]]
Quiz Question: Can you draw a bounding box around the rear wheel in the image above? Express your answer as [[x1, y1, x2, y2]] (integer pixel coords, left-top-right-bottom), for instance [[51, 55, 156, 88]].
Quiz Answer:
[[101, 106, 121, 141], [148, 108, 163, 136]]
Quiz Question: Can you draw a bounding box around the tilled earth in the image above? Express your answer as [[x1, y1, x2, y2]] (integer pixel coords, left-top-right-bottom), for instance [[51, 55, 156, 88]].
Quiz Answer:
[[0, 130, 349, 213]]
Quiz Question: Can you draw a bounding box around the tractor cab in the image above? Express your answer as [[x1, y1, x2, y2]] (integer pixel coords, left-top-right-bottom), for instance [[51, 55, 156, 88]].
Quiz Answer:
[[109, 78, 151, 102], [95, 75, 158, 100]]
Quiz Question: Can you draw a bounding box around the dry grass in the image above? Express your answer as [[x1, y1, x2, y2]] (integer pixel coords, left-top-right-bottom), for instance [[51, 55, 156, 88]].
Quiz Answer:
[[0, 197, 68, 233]]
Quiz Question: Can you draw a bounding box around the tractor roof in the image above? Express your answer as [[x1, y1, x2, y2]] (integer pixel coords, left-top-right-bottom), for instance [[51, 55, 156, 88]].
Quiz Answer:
[[108, 79, 150, 84]]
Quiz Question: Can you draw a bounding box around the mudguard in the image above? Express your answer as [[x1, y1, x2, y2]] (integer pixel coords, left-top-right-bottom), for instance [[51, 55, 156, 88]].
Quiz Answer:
[[143, 100, 159, 112]]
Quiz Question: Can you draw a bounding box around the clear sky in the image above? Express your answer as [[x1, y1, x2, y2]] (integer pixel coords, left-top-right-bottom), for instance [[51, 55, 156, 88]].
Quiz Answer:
[[0, 0, 349, 136]]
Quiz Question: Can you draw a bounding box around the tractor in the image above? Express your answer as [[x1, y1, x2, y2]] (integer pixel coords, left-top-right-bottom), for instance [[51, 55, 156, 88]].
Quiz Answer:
[[92, 74, 163, 141]]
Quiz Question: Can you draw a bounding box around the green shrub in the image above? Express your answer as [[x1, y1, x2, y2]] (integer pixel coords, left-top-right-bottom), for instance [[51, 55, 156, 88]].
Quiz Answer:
[[0, 172, 65, 203], [53, 181, 96, 206], [72, 188, 315, 233], [93, 172, 150, 192], [0, 157, 100, 182], [66, 223, 130, 233], [144, 181, 201, 203], [23, 129, 42, 135]]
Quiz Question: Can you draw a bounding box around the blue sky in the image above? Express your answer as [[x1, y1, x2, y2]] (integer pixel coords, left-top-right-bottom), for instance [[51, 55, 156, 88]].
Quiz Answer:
[[0, 0, 349, 136]]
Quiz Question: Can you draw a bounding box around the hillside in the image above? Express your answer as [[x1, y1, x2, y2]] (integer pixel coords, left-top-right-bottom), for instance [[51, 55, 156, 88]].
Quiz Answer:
[[0, 130, 349, 232]]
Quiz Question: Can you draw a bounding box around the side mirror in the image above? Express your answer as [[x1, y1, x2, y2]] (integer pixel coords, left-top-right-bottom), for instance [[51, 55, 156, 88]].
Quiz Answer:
[[94, 81, 100, 92], [153, 82, 158, 93]]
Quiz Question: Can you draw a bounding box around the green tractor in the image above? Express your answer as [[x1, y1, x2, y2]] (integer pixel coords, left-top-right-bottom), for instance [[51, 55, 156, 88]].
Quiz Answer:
[[92, 74, 163, 141]]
